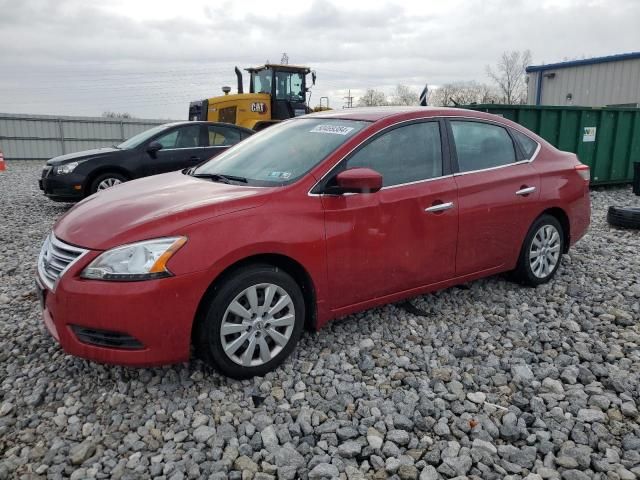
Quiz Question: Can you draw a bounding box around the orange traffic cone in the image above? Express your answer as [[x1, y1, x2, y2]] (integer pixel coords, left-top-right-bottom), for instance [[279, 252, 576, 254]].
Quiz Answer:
[[0, 150, 5, 172]]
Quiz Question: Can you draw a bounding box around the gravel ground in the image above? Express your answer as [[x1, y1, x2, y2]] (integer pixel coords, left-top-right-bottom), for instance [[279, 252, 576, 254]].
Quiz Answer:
[[1, 161, 639, 480]]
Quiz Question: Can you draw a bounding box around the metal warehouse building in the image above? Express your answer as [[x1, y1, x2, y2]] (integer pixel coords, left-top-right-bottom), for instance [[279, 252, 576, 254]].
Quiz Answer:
[[526, 51, 640, 107]]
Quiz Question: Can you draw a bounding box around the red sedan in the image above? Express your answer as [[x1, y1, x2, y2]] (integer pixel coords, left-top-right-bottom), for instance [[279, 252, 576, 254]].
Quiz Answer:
[[36, 107, 591, 378]]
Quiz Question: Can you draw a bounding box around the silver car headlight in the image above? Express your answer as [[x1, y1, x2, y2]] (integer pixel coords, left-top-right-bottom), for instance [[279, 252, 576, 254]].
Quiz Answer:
[[54, 161, 80, 175], [81, 237, 187, 281]]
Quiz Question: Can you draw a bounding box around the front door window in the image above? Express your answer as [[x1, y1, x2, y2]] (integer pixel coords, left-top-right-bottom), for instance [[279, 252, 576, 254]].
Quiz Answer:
[[207, 125, 241, 146], [346, 122, 442, 186], [155, 125, 201, 149]]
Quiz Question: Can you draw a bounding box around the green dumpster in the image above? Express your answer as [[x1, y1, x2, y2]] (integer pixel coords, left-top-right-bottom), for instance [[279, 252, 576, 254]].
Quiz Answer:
[[461, 104, 640, 186]]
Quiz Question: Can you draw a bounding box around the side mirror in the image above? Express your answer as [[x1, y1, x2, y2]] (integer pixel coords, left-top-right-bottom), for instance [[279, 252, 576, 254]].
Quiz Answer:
[[312, 71, 317, 86], [147, 141, 163, 158], [332, 167, 383, 194]]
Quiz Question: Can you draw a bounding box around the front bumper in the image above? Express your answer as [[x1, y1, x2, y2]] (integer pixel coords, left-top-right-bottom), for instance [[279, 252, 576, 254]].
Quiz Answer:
[[40, 170, 85, 201], [37, 255, 211, 367]]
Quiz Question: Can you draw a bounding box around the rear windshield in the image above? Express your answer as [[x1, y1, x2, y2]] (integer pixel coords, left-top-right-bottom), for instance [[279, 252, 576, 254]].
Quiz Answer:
[[193, 118, 368, 186]]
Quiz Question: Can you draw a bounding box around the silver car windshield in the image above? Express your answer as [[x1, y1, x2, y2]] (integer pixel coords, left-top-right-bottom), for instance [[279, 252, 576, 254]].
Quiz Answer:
[[193, 118, 368, 186]]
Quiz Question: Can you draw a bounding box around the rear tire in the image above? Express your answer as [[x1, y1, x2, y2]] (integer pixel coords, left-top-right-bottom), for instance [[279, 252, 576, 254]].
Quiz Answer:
[[194, 264, 305, 379], [89, 172, 127, 195], [513, 214, 564, 286]]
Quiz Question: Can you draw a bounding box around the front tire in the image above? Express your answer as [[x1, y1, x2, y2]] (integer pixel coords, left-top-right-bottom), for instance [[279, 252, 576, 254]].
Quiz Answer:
[[194, 265, 305, 379], [513, 214, 564, 286], [89, 172, 127, 195]]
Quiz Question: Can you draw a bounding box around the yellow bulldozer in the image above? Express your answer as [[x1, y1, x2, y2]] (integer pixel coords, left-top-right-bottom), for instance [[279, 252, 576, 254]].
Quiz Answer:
[[188, 64, 316, 131]]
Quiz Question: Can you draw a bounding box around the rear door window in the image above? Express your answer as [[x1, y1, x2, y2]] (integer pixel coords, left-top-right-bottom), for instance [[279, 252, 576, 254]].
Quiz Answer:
[[450, 121, 516, 172], [174, 125, 202, 148], [156, 125, 202, 149], [207, 125, 242, 146]]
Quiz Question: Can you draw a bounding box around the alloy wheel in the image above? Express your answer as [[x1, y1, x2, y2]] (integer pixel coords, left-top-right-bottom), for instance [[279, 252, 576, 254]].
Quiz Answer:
[[529, 224, 561, 278], [97, 177, 122, 190], [220, 283, 296, 367]]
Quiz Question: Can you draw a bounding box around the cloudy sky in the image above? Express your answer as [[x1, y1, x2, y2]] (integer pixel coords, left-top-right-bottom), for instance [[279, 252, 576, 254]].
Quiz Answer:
[[1, 0, 639, 119]]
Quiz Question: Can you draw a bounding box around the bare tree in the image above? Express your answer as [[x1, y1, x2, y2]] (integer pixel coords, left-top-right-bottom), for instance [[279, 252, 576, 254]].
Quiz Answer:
[[357, 89, 387, 107], [102, 111, 134, 119], [388, 84, 419, 106], [486, 50, 532, 104], [429, 82, 500, 106], [476, 83, 502, 104]]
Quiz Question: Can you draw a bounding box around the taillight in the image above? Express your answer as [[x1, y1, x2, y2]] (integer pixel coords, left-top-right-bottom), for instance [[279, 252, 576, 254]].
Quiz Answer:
[[575, 164, 590, 182]]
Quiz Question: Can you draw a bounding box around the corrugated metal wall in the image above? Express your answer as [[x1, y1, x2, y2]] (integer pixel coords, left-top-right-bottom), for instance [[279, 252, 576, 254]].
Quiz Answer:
[[527, 57, 640, 107], [0, 113, 180, 160]]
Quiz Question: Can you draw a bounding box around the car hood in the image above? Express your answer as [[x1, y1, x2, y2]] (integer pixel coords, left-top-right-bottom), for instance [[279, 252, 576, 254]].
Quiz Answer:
[[54, 171, 271, 250], [47, 147, 122, 165]]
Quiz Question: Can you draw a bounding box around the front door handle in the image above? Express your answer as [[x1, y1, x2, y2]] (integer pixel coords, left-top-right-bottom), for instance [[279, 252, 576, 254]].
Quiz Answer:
[[190, 156, 201, 161], [425, 201, 454, 213], [516, 186, 536, 196]]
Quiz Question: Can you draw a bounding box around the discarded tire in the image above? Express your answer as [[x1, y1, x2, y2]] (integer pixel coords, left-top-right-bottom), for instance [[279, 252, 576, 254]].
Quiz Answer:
[[607, 206, 640, 229]]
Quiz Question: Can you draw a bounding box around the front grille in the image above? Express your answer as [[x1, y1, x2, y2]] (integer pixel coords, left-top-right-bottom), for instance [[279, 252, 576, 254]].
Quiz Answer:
[[71, 325, 144, 350], [38, 234, 88, 290]]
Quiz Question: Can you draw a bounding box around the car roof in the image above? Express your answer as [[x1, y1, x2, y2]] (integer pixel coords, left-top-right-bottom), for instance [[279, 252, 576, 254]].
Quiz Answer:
[[303, 106, 502, 123], [163, 121, 254, 133]]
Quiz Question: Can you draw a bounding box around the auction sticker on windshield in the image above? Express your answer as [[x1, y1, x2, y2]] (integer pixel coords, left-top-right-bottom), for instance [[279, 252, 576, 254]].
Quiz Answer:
[[309, 125, 355, 135], [268, 171, 292, 179]]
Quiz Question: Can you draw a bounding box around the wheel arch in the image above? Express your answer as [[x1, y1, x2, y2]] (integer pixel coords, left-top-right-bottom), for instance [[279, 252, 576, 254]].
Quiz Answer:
[[539, 207, 571, 253], [84, 166, 132, 196], [192, 253, 318, 345]]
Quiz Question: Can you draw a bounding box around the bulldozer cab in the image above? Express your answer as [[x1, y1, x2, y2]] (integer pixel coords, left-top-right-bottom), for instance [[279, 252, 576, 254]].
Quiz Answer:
[[188, 63, 315, 130], [247, 64, 311, 121]]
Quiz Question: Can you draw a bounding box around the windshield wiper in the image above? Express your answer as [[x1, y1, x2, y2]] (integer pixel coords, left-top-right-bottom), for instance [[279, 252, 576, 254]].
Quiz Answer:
[[191, 173, 248, 184]]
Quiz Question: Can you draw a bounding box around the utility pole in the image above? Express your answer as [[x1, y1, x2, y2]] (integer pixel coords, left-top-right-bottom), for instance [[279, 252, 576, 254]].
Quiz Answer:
[[343, 89, 354, 109]]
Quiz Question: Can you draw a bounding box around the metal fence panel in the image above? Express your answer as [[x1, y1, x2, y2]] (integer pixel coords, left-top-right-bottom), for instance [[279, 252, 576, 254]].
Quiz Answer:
[[0, 113, 180, 160]]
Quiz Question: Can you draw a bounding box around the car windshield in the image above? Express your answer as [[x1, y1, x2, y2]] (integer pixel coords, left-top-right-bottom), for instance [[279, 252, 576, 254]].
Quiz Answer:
[[192, 118, 369, 186], [117, 124, 176, 150]]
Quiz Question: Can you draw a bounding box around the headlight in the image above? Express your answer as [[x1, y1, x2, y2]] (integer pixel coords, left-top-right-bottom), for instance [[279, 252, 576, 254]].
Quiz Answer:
[[81, 237, 187, 281], [55, 161, 80, 175]]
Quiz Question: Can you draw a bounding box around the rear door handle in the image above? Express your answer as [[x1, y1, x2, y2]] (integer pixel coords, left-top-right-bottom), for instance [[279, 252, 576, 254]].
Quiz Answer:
[[516, 186, 536, 196], [425, 202, 454, 213]]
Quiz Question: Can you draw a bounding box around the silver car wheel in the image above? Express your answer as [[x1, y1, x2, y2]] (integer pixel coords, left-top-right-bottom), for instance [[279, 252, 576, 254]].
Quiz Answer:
[[529, 224, 561, 278], [97, 177, 122, 190], [220, 283, 296, 367]]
